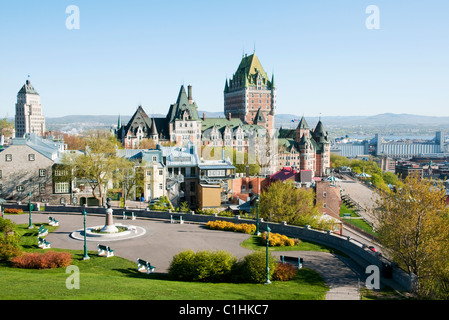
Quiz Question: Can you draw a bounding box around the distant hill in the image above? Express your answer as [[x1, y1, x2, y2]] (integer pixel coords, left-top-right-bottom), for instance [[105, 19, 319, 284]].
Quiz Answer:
[[355, 113, 449, 126], [277, 113, 449, 128], [40, 112, 449, 133]]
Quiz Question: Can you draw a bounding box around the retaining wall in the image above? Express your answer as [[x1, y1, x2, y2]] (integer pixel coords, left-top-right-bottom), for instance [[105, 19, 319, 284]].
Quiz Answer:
[[5, 203, 415, 291]]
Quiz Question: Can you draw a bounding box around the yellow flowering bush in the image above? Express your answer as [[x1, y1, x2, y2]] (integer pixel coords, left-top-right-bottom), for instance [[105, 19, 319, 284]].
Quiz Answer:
[[261, 232, 297, 247], [206, 220, 256, 234]]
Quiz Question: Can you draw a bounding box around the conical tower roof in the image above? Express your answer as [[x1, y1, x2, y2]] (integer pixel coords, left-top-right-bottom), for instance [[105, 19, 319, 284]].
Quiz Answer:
[[150, 117, 158, 136], [254, 107, 266, 124], [166, 85, 200, 122], [296, 116, 309, 130]]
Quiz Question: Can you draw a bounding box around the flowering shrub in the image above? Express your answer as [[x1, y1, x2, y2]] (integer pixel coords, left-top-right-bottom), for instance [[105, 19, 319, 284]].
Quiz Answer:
[[261, 232, 298, 247], [272, 262, 298, 281], [11, 251, 72, 269], [4, 208, 23, 214], [206, 220, 256, 234]]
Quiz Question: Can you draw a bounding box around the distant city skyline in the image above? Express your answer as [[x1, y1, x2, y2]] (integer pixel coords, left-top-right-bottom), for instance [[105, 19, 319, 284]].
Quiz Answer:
[[0, 1, 448, 118]]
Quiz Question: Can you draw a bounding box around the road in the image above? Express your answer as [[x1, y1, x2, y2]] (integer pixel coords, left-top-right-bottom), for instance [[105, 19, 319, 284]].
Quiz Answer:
[[337, 174, 380, 228]]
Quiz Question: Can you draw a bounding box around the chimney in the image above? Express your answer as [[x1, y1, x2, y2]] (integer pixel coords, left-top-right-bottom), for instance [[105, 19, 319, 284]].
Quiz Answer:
[[203, 113, 206, 121], [188, 85, 193, 104], [227, 113, 231, 121]]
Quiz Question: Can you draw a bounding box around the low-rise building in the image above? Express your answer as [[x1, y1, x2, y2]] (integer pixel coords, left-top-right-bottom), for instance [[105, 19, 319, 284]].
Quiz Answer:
[[0, 134, 67, 203], [315, 180, 341, 219], [197, 157, 235, 209], [395, 161, 423, 180]]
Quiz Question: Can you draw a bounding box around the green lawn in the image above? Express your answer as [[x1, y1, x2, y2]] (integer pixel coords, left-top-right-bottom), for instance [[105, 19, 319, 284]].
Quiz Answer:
[[0, 222, 329, 300], [240, 234, 350, 258], [340, 204, 379, 237], [241, 234, 336, 253]]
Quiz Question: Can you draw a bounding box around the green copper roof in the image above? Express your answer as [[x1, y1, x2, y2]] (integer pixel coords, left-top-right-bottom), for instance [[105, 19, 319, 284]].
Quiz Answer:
[[296, 116, 309, 130], [166, 85, 200, 122], [18, 80, 39, 95], [226, 53, 274, 92], [201, 117, 265, 134]]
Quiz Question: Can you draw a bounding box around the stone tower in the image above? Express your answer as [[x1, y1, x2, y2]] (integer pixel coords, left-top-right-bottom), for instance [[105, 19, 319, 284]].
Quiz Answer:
[[224, 52, 276, 132], [15, 78, 46, 138]]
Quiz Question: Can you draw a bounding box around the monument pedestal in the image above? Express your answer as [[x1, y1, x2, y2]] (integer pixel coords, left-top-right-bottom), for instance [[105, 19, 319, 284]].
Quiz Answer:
[[100, 207, 119, 233]]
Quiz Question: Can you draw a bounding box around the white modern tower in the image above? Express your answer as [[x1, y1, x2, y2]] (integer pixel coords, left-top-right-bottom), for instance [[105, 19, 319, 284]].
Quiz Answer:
[[15, 78, 46, 138]]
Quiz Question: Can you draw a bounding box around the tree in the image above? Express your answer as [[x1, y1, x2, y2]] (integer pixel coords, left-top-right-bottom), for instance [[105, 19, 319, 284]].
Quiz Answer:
[[330, 154, 351, 169], [62, 130, 129, 206], [0, 118, 14, 140], [114, 159, 145, 204], [258, 180, 327, 228], [233, 148, 260, 176], [0, 217, 21, 261], [137, 138, 157, 149], [374, 173, 449, 298], [64, 133, 87, 150]]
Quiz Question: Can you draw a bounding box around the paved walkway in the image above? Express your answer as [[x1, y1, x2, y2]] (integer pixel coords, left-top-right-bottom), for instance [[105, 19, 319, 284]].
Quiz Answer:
[[337, 174, 380, 227], [6, 212, 362, 300]]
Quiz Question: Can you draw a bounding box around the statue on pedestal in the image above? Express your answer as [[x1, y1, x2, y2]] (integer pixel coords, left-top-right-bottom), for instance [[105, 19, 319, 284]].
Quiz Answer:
[[100, 197, 119, 233]]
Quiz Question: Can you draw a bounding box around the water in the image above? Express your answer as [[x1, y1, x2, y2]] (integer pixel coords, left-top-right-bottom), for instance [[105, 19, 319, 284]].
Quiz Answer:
[[341, 135, 435, 141]]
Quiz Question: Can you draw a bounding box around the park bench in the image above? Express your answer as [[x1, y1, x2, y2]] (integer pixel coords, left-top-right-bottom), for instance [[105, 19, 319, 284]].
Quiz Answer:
[[122, 212, 136, 220], [38, 225, 48, 237], [97, 244, 115, 257], [170, 215, 184, 224], [280, 255, 303, 269], [48, 217, 59, 226], [137, 258, 156, 274], [38, 237, 51, 249]]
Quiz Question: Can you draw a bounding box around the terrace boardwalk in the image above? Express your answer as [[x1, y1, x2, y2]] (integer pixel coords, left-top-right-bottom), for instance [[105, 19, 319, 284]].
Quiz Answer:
[[7, 212, 364, 300]]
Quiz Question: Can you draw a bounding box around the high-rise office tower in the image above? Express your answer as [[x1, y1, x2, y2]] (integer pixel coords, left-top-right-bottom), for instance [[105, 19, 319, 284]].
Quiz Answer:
[[15, 78, 46, 138]]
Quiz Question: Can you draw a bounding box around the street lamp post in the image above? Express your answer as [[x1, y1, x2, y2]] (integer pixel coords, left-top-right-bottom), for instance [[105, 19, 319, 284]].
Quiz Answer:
[[0, 198, 6, 219], [254, 196, 260, 236], [265, 225, 271, 285], [82, 210, 90, 260], [27, 192, 33, 229]]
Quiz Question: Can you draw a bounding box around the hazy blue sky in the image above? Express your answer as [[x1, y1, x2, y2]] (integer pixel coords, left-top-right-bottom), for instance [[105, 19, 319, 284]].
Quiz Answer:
[[0, 0, 448, 118]]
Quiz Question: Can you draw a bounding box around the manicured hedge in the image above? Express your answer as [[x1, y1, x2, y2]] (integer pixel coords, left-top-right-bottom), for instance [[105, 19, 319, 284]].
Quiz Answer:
[[11, 251, 72, 269], [4, 208, 23, 214], [168, 249, 236, 282], [168, 249, 282, 284]]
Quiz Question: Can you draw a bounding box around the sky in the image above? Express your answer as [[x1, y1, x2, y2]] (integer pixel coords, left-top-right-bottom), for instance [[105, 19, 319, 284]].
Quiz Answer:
[[0, 0, 448, 118]]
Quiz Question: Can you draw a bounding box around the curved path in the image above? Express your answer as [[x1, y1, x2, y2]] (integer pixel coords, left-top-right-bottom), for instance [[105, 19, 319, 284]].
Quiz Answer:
[[6, 212, 362, 300]]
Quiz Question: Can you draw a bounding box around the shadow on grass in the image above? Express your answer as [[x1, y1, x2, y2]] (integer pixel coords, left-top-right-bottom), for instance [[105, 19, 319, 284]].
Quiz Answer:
[[113, 268, 170, 280], [296, 268, 329, 287]]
